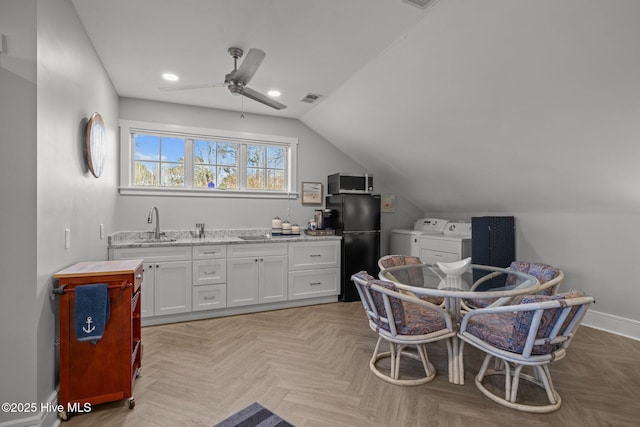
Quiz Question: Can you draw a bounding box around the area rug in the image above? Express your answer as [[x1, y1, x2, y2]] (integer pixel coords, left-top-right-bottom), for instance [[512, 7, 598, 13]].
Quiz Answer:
[[213, 402, 294, 427]]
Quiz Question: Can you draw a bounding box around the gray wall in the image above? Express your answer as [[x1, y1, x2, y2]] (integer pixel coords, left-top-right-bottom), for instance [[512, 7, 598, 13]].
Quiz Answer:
[[117, 98, 422, 254], [0, 1, 37, 425], [1, 0, 120, 425]]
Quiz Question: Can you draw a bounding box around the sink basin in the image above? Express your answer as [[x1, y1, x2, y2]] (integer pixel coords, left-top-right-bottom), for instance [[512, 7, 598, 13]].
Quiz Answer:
[[238, 235, 272, 241], [134, 237, 177, 244]]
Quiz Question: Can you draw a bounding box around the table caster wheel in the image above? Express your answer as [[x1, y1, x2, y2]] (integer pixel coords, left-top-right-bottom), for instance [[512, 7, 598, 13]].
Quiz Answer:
[[128, 398, 136, 409], [135, 368, 142, 378], [58, 410, 69, 421]]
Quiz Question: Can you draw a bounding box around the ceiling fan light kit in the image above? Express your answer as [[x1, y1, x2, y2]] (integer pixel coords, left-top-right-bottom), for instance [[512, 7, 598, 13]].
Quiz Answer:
[[159, 46, 286, 110]]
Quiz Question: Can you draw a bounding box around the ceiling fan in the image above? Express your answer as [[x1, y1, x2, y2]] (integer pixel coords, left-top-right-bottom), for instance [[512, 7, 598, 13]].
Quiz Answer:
[[160, 47, 286, 110]]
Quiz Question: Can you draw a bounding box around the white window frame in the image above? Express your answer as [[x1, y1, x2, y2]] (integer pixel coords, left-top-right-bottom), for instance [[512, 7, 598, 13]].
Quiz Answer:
[[119, 120, 298, 199]]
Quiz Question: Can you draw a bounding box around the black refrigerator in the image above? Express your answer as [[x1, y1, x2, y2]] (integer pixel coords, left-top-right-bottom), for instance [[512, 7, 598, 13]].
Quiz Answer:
[[326, 194, 381, 302]]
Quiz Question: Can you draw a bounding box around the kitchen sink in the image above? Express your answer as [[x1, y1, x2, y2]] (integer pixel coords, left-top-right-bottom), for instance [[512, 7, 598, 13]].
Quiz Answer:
[[238, 235, 272, 241], [134, 237, 177, 243]]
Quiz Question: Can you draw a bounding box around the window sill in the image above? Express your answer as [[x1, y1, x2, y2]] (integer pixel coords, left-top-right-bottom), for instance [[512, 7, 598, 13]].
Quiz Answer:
[[119, 187, 299, 199]]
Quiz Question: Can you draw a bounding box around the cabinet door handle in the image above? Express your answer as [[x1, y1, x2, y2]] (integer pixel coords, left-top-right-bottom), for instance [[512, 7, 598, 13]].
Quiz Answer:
[[203, 296, 216, 300], [310, 282, 322, 286], [203, 251, 218, 255], [204, 271, 216, 275], [309, 254, 322, 257]]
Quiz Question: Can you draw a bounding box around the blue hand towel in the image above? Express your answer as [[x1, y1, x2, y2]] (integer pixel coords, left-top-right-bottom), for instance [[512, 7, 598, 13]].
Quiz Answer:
[[74, 284, 110, 344]]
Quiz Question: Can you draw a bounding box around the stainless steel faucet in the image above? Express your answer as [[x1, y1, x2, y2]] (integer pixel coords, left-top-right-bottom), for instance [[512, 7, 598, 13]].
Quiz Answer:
[[147, 206, 161, 239]]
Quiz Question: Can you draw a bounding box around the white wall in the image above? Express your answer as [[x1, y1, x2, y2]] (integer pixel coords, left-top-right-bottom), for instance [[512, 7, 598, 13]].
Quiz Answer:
[[117, 98, 422, 254], [0, 1, 37, 425]]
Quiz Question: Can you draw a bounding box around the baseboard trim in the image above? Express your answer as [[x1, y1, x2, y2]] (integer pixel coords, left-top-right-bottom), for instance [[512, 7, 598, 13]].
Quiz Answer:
[[583, 309, 640, 341], [141, 295, 339, 327]]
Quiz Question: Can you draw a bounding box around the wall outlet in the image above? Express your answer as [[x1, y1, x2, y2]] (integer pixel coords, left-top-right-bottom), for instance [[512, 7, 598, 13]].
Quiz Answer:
[[65, 229, 70, 249]]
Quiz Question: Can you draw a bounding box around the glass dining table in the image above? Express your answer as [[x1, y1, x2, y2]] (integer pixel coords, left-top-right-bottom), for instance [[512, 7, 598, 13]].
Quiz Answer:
[[379, 263, 540, 385]]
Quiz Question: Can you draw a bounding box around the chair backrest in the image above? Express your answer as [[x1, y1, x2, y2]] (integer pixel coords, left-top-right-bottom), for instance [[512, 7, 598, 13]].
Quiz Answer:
[[352, 271, 405, 336], [475, 291, 595, 357], [377, 255, 424, 286], [507, 261, 564, 296]]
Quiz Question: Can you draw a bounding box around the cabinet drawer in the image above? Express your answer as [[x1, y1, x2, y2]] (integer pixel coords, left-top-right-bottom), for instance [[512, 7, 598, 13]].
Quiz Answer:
[[192, 245, 227, 260], [227, 243, 287, 258], [193, 259, 226, 285], [192, 284, 227, 311], [288, 268, 340, 300], [289, 241, 340, 271], [111, 246, 190, 262]]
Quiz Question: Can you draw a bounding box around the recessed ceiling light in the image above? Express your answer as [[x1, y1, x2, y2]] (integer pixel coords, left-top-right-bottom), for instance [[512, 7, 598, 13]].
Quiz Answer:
[[267, 90, 281, 97], [162, 73, 179, 81]]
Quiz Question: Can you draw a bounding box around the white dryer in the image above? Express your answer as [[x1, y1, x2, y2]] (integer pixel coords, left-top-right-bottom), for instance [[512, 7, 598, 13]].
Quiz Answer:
[[418, 222, 472, 265], [389, 218, 449, 257]]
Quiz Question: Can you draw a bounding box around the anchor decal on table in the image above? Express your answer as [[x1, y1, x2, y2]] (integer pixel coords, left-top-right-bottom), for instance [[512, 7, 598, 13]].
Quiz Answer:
[[82, 316, 95, 334]]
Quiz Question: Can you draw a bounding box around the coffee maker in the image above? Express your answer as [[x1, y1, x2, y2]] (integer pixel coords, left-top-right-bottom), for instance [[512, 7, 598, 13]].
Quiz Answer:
[[314, 209, 333, 230]]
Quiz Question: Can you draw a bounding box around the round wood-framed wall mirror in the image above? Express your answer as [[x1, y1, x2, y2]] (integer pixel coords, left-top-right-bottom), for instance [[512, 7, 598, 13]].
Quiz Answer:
[[86, 112, 106, 178]]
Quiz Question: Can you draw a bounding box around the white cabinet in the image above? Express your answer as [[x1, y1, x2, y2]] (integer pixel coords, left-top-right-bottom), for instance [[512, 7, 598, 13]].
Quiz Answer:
[[288, 241, 340, 300], [109, 246, 192, 317], [288, 240, 340, 271], [192, 245, 226, 286], [153, 260, 192, 315], [192, 245, 227, 311], [227, 243, 288, 307]]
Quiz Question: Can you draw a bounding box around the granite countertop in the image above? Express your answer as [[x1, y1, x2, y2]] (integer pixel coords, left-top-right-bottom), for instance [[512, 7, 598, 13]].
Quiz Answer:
[[107, 228, 341, 249]]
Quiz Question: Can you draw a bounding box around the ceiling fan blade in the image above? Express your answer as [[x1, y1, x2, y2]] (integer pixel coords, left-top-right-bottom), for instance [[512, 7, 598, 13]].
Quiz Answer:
[[241, 86, 287, 110], [234, 48, 265, 85], [159, 82, 225, 92]]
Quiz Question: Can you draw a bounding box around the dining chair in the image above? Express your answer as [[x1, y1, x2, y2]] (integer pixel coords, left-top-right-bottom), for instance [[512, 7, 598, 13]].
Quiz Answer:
[[351, 271, 455, 385], [457, 290, 595, 412], [463, 261, 564, 310], [378, 255, 444, 306]]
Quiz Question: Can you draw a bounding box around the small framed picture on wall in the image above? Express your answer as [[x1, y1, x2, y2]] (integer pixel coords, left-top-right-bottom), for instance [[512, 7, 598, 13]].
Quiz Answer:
[[301, 182, 323, 204]]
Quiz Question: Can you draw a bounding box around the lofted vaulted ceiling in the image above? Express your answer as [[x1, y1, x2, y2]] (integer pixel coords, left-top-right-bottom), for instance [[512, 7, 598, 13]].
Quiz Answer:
[[72, 0, 640, 214]]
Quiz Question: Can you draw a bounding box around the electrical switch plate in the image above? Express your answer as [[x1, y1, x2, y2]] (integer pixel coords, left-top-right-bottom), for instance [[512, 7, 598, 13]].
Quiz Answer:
[[0, 34, 5, 54], [65, 229, 71, 249], [100, 223, 104, 240]]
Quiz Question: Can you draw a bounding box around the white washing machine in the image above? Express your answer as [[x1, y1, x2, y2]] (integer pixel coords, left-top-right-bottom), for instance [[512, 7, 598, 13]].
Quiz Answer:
[[390, 218, 449, 257], [418, 222, 472, 265]]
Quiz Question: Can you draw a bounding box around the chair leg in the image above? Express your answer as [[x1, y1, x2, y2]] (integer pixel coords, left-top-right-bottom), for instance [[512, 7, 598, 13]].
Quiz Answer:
[[369, 339, 437, 385], [474, 358, 563, 413]]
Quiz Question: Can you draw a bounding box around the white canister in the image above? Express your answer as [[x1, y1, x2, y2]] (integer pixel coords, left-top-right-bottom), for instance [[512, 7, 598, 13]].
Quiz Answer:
[[272, 217, 282, 229], [291, 224, 300, 235], [282, 220, 292, 235]]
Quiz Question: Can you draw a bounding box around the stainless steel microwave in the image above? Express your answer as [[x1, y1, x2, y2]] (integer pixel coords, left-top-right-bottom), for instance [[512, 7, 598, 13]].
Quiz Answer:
[[327, 173, 373, 194]]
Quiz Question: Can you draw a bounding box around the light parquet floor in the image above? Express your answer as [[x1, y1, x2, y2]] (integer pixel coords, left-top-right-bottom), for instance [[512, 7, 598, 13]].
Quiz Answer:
[[64, 302, 640, 427]]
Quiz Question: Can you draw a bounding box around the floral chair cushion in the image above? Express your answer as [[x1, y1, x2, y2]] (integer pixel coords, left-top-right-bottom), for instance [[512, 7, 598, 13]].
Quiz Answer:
[[466, 290, 585, 355], [469, 261, 562, 309], [380, 256, 445, 306], [506, 262, 561, 296], [379, 255, 425, 287], [366, 279, 406, 331], [365, 278, 447, 336], [400, 301, 447, 335]]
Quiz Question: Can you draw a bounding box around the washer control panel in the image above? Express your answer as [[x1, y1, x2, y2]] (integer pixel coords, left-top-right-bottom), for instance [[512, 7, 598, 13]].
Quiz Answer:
[[413, 218, 449, 234]]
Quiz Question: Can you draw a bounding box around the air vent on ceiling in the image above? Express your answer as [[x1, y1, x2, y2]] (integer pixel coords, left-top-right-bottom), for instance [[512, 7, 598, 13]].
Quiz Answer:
[[300, 93, 323, 104], [402, 0, 439, 10]]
